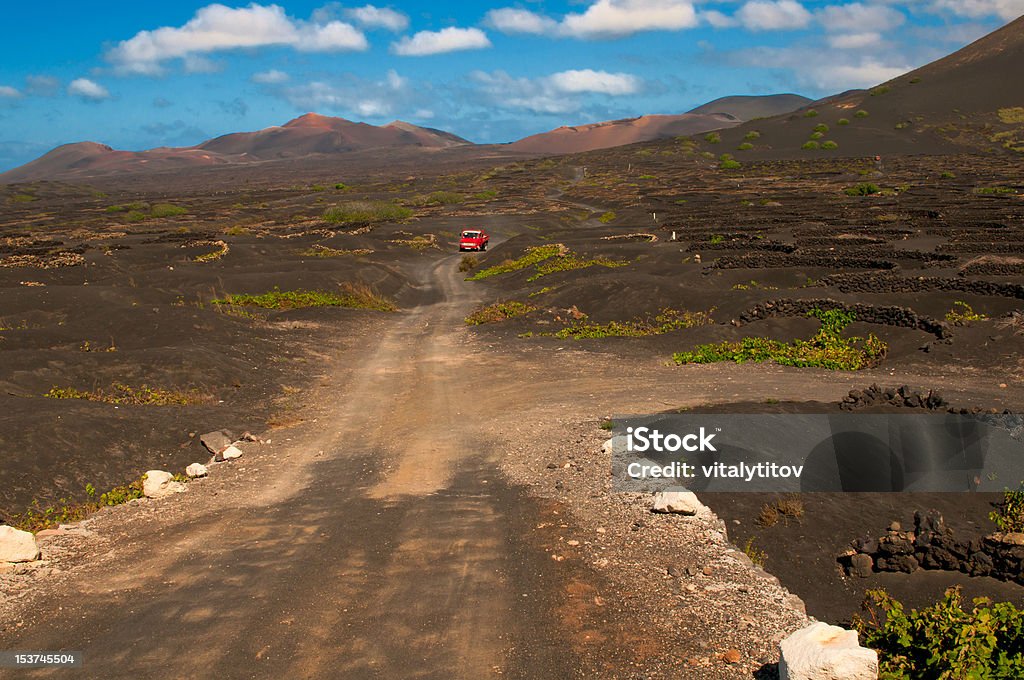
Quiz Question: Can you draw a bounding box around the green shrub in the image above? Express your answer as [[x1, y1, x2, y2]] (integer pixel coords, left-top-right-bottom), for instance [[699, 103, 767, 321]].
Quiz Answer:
[[673, 308, 887, 371], [737, 142, 754, 151], [334, 183, 350, 191], [151, 203, 188, 218], [467, 245, 562, 280], [458, 255, 478, 272], [870, 85, 891, 96], [598, 211, 616, 223], [552, 308, 714, 339], [472, 189, 498, 200], [803, 109, 819, 117], [527, 253, 628, 282], [45, 383, 208, 406], [855, 109, 869, 118], [854, 587, 1024, 678], [323, 201, 413, 225], [802, 141, 821, 150], [465, 301, 535, 325], [813, 123, 829, 134], [945, 301, 987, 325], [940, 171, 956, 179], [975, 187, 1016, 195], [704, 132, 721, 144], [810, 131, 824, 140], [213, 284, 397, 312], [990, 485, 1024, 532], [845, 182, 881, 196], [821, 140, 839, 150], [744, 130, 761, 141], [837, 118, 850, 125]]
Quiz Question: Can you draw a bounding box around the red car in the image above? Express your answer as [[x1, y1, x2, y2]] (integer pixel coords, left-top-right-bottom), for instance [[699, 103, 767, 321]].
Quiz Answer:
[[459, 229, 489, 251]]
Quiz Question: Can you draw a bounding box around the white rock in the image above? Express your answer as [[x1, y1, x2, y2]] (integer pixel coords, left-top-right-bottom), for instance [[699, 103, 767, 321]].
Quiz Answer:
[[143, 470, 187, 498], [0, 525, 40, 563], [601, 436, 627, 455], [651, 490, 703, 515], [779, 621, 878, 680], [185, 463, 208, 478], [218, 445, 243, 461]]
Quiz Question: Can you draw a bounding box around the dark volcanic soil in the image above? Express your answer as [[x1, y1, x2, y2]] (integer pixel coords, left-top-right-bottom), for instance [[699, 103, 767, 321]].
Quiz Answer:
[[2, 137, 1024, 675]]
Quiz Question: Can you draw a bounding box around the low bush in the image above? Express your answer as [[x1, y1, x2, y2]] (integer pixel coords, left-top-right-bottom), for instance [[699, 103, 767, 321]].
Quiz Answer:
[[837, 118, 850, 125], [802, 141, 821, 150], [803, 109, 819, 117], [945, 301, 987, 325], [467, 245, 563, 280], [704, 132, 721, 144], [854, 587, 1024, 678], [744, 130, 761, 141], [845, 182, 881, 196], [323, 201, 413, 225], [5, 478, 147, 532], [458, 255, 478, 272], [552, 308, 713, 339], [855, 109, 870, 118], [673, 308, 887, 371], [990, 485, 1024, 532], [821, 140, 839, 150], [737, 142, 754, 151], [465, 301, 535, 325], [598, 211, 616, 223], [45, 383, 209, 406], [213, 284, 397, 312]]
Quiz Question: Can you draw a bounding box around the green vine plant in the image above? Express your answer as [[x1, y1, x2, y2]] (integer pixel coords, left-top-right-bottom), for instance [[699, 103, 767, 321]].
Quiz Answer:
[[673, 308, 887, 371]]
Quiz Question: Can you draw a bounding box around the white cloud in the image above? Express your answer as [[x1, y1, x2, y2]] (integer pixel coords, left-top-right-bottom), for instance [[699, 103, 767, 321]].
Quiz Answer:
[[68, 78, 111, 100], [701, 10, 739, 28], [929, 0, 1024, 20], [344, 5, 409, 32], [469, 68, 644, 114], [736, 0, 812, 31], [486, 1, 699, 39], [547, 69, 641, 95], [25, 75, 60, 97], [251, 69, 289, 84], [0, 85, 22, 98], [728, 46, 911, 90], [821, 59, 911, 88], [484, 8, 559, 35], [275, 69, 416, 118], [391, 27, 491, 56], [105, 3, 367, 75], [817, 3, 905, 33], [827, 32, 884, 49], [562, 0, 699, 38]]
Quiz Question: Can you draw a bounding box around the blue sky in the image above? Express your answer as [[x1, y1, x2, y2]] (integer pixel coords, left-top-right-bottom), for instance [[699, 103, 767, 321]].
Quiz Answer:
[[0, 0, 1019, 171]]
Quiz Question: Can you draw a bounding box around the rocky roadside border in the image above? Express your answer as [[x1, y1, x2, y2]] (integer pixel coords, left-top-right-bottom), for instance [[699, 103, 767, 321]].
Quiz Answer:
[[493, 413, 821, 679]]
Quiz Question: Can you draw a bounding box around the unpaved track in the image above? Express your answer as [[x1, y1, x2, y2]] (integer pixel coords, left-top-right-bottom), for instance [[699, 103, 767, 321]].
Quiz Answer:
[[1, 233, 588, 679]]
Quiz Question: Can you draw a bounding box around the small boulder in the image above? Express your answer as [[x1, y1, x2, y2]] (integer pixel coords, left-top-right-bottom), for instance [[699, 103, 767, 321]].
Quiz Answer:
[[847, 553, 874, 578], [218, 445, 243, 461], [0, 525, 40, 563], [652, 490, 702, 515], [200, 430, 233, 456], [185, 463, 209, 479], [143, 470, 187, 499], [779, 622, 878, 680]]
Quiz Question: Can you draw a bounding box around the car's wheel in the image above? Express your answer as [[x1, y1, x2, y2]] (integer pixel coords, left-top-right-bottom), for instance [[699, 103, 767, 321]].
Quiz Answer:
[[481, 242, 487, 251]]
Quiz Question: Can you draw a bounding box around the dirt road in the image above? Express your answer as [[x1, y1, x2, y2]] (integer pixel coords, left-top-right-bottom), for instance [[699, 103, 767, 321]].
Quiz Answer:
[[1, 224, 601, 678]]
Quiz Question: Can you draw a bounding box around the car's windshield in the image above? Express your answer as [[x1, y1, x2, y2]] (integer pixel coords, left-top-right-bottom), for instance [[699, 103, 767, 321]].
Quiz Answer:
[[462, 232, 480, 238]]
